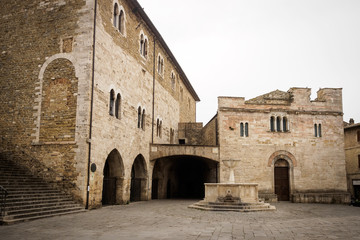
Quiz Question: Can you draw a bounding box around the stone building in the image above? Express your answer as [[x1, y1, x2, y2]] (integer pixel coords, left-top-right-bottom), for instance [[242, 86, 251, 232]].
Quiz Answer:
[[210, 88, 349, 203], [0, 0, 199, 208], [344, 120, 360, 201], [0, 0, 350, 211]]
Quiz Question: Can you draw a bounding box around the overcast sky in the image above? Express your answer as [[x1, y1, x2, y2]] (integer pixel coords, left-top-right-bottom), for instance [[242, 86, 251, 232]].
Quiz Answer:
[[138, 0, 360, 124]]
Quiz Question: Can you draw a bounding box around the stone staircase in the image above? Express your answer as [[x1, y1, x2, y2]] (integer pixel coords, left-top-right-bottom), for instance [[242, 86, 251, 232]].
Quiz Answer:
[[189, 200, 276, 212], [0, 157, 85, 225]]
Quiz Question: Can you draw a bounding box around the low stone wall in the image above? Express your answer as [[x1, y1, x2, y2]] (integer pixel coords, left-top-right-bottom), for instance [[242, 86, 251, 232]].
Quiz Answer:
[[259, 193, 278, 203], [292, 192, 351, 204], [204, 183, 259, 203]]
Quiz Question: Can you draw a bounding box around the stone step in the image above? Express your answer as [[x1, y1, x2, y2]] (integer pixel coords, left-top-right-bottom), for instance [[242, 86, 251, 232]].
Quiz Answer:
[[7, 189, 61, 195], [5, 195, 73, 203], [5, 201, 79, 211], [6, 204, 83, 216], [2, 208, 86, 225], [189, 204, 276, 212], [188, 201, 276, 212], [5, 198, 75, 207], [7, 192, 66, 199]]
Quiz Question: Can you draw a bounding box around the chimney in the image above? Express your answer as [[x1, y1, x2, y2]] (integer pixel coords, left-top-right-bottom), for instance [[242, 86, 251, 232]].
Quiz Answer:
[[349, 118, 355, 125]]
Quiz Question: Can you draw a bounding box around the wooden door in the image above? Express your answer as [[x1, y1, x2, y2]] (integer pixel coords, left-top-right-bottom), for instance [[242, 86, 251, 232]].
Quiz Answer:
[[102, 177, 117, 205], [130, 178, 142, 202], [275, 166, 290, 201]]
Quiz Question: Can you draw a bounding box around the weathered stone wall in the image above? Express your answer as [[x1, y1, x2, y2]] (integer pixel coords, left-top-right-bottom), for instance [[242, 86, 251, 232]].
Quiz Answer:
[[202, 115, 218, 146], [178, 123, 203, 145], [218, 88, 349, 203], [0, 0, 94, 202], [86, 0, 198, 207], [344, 123, 360, 198]]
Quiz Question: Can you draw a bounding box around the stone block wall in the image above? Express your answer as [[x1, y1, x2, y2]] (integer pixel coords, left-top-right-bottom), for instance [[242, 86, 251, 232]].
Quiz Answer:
[[217, 88, 349, 203]]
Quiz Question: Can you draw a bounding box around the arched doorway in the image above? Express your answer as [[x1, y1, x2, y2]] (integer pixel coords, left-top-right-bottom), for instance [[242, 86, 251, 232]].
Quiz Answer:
[[130, 154, 148, 202], [274, 159, 290, 201], [152, 156, 218, 199], [102, 149, 124, 205]]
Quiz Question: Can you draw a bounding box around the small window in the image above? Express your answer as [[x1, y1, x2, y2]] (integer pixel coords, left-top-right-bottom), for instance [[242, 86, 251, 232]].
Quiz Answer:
[[141, 109, 145, 130], [314, 123, 322, 137], [143, 39, 148, 57], [180, 88, 183, 101], [118, 10, 124, 33], [159, 120, 162, 138], [358, 155, 360, 168], [283, 117, 288, 132], [171, 72, 176, 90], [115, 93, 121, 119], [157, 55, 164, 75], [270, 117, 275, 132], [357, 131, 360, 142], [156, 118, 160, 136], [240, 123, 244, 137], [137, 107, 141, 128], [109, 89, 115, 116], [113, 4, 119, 28], [140, 34, 144, 56], [245, 123, 249, 137]]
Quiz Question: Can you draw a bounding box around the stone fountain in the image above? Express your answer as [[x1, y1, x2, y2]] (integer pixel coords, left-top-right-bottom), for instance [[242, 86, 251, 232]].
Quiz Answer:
[[189, 160, 276, 212]]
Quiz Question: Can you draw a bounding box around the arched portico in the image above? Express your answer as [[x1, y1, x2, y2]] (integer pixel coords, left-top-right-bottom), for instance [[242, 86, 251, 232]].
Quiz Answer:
[[102, 149, 125, 205], [130, 154, 148, 202], [152, 155, 219, 199]]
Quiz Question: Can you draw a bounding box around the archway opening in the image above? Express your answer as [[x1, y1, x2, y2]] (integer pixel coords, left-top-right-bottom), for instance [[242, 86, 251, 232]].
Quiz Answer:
[[102, 149, 124, 205], [274, 159, 290, 201], [130, 154, 148, 202], [152, 156, 218, 199]]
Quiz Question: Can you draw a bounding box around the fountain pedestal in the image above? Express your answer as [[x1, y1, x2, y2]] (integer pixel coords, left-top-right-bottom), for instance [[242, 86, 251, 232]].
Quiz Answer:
[[189, 160, 276, 212]]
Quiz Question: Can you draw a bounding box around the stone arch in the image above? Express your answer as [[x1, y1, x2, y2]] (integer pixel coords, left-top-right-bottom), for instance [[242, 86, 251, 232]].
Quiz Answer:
[[38, 57, 78, 143], [102, 149, 125, 205], [130, 154, 148, 202], [152, 155, 218, 199], [34, 54, 78, 143], [267, 150, 297, 167], [268, 150, 296, 201]]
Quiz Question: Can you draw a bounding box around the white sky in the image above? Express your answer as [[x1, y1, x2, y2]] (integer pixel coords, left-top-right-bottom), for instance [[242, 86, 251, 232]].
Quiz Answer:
[[138, 0, 360, 124]]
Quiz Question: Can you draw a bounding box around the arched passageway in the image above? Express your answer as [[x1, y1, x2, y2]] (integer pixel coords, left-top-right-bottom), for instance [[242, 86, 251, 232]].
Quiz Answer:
[[274, 159, 290, 201], [102, 149, 125, 205], [130, 154, 148, 202], [152, 156, 218, 199]]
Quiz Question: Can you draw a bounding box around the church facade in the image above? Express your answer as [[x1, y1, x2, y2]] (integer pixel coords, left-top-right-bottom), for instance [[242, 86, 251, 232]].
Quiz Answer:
[[0, 0, 350, 208]]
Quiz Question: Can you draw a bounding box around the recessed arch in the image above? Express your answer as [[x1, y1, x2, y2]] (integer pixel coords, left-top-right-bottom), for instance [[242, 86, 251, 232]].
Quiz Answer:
[[268, 150, 297, 167], [102, 149, 125, 205], [130, 154, 148, 202]]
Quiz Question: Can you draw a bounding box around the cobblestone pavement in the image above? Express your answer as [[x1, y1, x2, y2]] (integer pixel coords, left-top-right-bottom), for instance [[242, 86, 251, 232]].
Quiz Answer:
[[1, 200, 360, 240]]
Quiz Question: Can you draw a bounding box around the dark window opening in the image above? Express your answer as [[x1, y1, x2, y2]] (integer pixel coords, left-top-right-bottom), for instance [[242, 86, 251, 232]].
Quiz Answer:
[[109, 89, 115, 116], [276, 116, 281, 132], [358, 155, 360, 169], [357, 131, 360, 142], [179, 139, 185, 144], [245, 122, 249, 137], [113, 4, 118, 28], [283, 117, 288, 132], [314, 124, 318, 137], [270, 116, 275, 132], [318, 124, 322, 137], [115, 93, 121, 119], [240, 122, 244, 137], [119, 10, 124, 33], [137, 107, 141, 128], [141, 109, 145, 130]]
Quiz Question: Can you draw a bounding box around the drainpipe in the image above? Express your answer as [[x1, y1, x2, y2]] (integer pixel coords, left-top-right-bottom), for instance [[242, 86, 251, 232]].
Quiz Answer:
[[86, 0, 98, 210], [151, 38, 156, 144]]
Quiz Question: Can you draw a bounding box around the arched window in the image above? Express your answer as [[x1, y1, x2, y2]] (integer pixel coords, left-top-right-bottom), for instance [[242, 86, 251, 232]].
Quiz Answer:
[[160, 58, 164, 73], [270, 116, 275, 132], [157, 56, 161, 73], [115, 93, 121, 119], [276, 116, 281, 132], [140, 34, 144, 56], [318, 124, 322, 137], [245, 122, 249, 137], [141, 109, 145, 130], [283, 117, 288, 132], [143, 39, 148, 57], [118, 10, 124, 33], [171, 72, 175, 90], [240, 122, 244, 137], [137, 106, 141, 128], [113, 3, 119, 28], [314, 124, 318, 137], [109, 89, 115, 116], [156, 118, 160, 136]]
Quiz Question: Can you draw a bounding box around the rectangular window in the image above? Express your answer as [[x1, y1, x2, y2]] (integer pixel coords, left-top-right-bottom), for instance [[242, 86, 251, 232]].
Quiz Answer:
[[358, 155, 360, 169], [357, 131, 360, 142]]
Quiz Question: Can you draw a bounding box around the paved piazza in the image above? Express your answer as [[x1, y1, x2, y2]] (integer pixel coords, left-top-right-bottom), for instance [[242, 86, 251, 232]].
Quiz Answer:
[[1, 200, 360, 240]]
